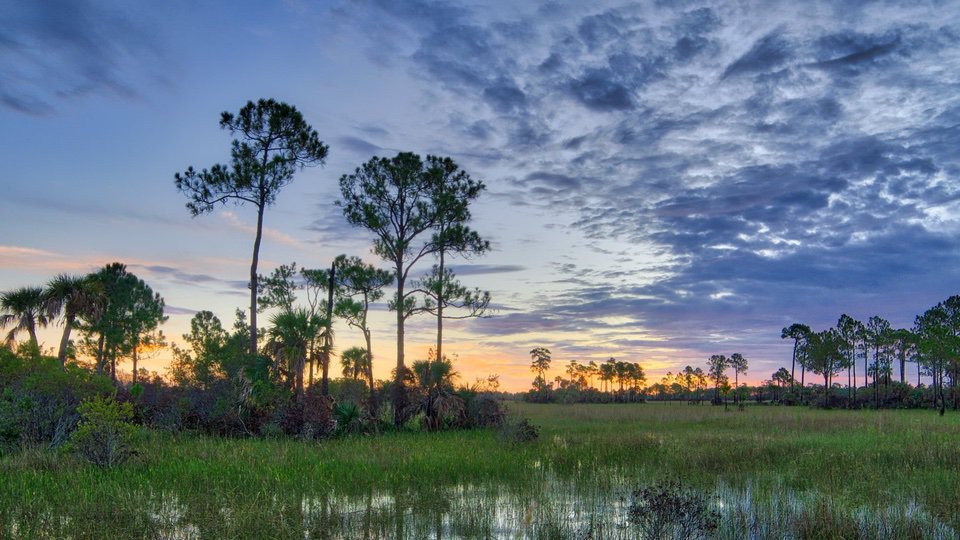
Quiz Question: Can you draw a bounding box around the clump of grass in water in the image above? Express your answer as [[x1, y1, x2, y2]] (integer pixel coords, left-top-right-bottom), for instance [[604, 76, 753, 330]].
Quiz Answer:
[[498, 416, 540, 444], [627, 480, 718, 540]]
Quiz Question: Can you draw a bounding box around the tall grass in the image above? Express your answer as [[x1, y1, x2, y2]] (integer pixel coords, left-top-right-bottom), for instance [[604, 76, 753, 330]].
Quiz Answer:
[[2, 403, 958, 538]]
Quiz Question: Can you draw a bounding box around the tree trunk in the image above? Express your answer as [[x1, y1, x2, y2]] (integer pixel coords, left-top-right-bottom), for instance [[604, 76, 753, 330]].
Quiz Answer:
[[322, 262, 335, 396], [308, 350, 314, 388], [394, 260, 406, 427], [132, 342, 139, 384], [27, 320, 38, 350], [365, 327, 376, 412], [436, 249, 444, 362], [110, 345, 117, 382], [96, 333, 105, 374], [295, 352, 305, 402], [900, 351, 906, 384], [824, 373, 829, 408], [847, 363, 851, 399], [249, 203, 265, 357], [950, 362, 957, 410], [852, 351, 857, 400], [938, 366, 945, 416], [790, 341, 797, 392], [57, 314, 74, 367]]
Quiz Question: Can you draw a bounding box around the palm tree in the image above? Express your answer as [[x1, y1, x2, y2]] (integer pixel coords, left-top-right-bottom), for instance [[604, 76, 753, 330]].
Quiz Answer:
[[412, 355, 459, 392], [409, 355, 462, 431], [43, 274, 104, 367], [1, 286, 46, 349], [341, 346, 368, 380], [267, 308, 325, 400]]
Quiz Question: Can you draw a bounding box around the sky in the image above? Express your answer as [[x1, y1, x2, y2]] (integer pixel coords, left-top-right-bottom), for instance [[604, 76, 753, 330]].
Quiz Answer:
[[1, 0, 959, 391]]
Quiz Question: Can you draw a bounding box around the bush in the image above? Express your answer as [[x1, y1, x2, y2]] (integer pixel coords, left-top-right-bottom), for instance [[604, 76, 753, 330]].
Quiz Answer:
[[302, 389, 336, 438], [464, 393, 506, 428], [498, 417, 539, 443], [627, 481, 719, 540], [333, 401, 365, 435], [67, 396, 137, 467], [0, 352, 114, 453]]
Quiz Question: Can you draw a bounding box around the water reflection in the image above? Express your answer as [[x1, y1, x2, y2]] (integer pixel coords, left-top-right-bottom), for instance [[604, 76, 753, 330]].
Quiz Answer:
[[6, 470, 956, 539]]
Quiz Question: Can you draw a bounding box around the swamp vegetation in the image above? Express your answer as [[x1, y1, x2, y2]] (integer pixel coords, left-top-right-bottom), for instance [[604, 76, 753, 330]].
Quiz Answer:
[[3, 403, 959, 539]]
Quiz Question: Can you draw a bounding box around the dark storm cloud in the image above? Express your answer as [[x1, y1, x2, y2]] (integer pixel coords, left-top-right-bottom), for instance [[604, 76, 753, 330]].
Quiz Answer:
[[342, 0, 960, 370], [0, 0, 162, 114]]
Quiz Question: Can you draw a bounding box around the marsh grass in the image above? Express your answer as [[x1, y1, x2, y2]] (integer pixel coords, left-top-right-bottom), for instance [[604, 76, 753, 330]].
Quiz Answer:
[[2, 403, 958, 538]]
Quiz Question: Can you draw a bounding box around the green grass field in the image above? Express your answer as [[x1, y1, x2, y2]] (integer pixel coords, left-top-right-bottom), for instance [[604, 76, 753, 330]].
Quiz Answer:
[[3, 403, 959, 538]]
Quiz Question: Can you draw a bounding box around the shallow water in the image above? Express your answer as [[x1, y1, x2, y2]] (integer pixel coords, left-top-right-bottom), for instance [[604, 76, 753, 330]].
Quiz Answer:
[[6, 466, 956, 539], [147, 471, 956, 539]]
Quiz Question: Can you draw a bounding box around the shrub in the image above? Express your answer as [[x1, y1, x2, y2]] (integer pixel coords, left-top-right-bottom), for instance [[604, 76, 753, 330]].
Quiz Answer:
[[627, 480, 719, 540], [302, 389, 336, 438], [498, 417, 539, 443], [465, 394, 506, 428], [333, 401, 365, 435], [0, 352, 113, 453], [67, 396, 137, 467]]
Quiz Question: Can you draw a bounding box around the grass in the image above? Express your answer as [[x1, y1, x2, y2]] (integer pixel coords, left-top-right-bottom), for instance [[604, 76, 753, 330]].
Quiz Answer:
[[3, 403, 959, 538]]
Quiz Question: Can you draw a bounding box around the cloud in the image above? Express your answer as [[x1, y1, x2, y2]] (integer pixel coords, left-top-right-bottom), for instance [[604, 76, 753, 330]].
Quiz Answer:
[[165, 305, 200, 316], [722, 30, 792, 79], [335, 0, 960, 377], [567, 68, 635, 111], [220, 211, 302, 248], [0, 0, 164, 114], [337, 135, 384, 155], [447, 264, 525, 276], [133, 264, 247, 291], [0, 245, 57, 258]]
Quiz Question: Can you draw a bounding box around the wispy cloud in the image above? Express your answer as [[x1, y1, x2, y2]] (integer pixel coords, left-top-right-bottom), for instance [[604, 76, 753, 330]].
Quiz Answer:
[[0, 0, 165, 114], [220, 211, 303, 248], [0, 245, 57, 258]]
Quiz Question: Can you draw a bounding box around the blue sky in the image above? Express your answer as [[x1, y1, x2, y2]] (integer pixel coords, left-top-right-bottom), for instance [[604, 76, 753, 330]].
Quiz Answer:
[[2, 0, 959, 389]]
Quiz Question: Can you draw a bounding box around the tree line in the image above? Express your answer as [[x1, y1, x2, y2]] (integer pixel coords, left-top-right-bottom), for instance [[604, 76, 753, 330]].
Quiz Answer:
[[526, 347, 648, 403], [776, 296, 960, 413], [522, 294, 960, 415]]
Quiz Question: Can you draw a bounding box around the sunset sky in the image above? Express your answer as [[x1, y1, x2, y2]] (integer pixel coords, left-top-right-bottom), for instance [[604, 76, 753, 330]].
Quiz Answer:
[[2, 0, 959, 390]]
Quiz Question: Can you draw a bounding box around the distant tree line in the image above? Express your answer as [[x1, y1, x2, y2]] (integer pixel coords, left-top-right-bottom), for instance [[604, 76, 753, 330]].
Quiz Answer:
[[774, 296, 960, 413], [525, 348, 647, 403]]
